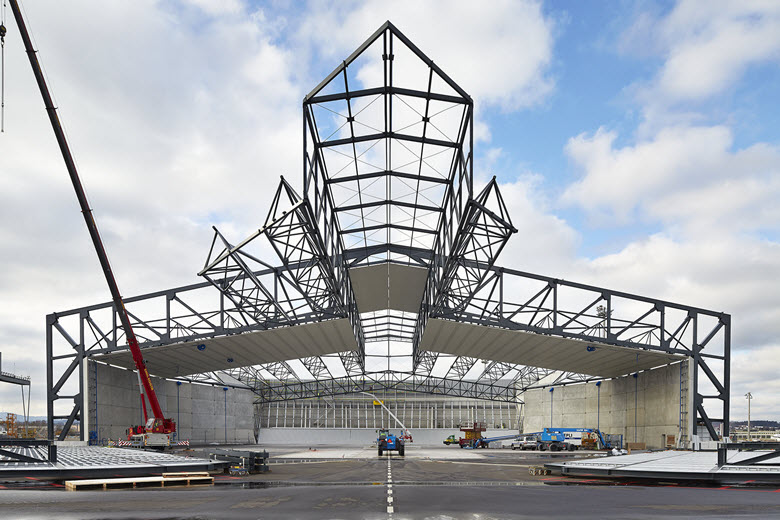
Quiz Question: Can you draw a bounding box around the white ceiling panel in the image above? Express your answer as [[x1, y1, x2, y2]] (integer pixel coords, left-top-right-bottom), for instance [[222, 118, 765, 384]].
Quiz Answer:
[[420, 318, 683, 378], [351, 263, 428, 313], [96, 318, 358, 378]]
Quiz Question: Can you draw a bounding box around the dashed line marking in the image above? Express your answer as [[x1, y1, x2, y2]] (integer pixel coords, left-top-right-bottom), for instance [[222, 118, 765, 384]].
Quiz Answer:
[[387, 455, 394, 516]]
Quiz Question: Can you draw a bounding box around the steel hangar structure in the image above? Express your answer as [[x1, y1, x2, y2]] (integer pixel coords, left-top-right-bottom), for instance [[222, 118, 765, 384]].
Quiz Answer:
[[45, 22, 730, 446]]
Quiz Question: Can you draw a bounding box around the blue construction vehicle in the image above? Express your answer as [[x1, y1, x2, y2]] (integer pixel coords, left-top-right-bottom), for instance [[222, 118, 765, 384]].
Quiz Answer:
[[469, 434, 519, 449], [377, 429, 405, 457], [508, 432, 565, 451], [536, 429, 567, 451], [541, 428, 618, 450]]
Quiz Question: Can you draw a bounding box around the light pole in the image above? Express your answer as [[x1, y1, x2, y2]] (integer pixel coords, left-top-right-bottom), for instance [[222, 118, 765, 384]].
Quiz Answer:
[[596, 381, 601, 431], [223, 387, 229, 444], [745, 392, 753, 441], [549, 387, 554, 428]]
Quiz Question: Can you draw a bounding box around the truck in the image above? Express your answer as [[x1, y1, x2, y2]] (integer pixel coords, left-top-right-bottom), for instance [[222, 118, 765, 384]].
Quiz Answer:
[[536, 430, 567, 451], [511, 435, 540, 450], [541, 428, 618, 450], [127, 418, 174, 448], [457, 422, 487, 448], [377, 429, 405, 457], [509, 430, 567, 451], [450, 423, 518, 449]]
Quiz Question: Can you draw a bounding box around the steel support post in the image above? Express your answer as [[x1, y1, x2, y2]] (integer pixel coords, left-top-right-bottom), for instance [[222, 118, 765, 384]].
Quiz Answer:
[[46, 314, 54, 440]]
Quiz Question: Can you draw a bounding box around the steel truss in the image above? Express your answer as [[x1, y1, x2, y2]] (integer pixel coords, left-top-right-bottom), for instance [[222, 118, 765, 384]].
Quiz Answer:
[[43, 21, 730, 444], [227, 370, 519, 404], [198, 177, 363, 375]]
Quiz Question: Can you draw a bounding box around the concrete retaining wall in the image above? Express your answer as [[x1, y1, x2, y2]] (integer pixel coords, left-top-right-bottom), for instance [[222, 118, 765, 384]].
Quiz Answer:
[[258, 428, 517, 446], [87, 361, 255, 443], [521, 363, 685, 449]]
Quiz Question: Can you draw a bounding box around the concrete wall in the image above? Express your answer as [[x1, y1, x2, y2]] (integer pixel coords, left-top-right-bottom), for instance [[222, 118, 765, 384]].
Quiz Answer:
[[87, 361, 255, 443], [258, 428, 516, 446], [521, 363, 685, 450]]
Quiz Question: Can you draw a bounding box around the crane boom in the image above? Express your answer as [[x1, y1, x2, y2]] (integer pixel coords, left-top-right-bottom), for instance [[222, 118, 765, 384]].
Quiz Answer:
[[9, 0, 170, 428]]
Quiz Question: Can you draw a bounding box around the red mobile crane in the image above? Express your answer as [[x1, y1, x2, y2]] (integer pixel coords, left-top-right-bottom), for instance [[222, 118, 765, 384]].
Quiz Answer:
[[6, 1, 175, 447]]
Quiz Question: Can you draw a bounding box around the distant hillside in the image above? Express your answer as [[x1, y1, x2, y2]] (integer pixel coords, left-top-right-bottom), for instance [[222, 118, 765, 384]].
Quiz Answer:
[[1, 412, 62, 423], [731, 420, 780, 429]]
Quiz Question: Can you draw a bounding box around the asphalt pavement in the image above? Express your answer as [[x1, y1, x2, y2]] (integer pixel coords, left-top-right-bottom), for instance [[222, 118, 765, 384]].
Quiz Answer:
[[1, 445, 779, 519]]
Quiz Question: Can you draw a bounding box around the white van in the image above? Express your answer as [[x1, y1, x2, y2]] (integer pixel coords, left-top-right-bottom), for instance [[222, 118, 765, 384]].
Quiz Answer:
[[511, 435, 540, 450]]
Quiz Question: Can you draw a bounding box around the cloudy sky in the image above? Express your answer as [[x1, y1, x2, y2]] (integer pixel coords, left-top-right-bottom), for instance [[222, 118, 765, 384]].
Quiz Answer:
[[0, 0, 778, 421]]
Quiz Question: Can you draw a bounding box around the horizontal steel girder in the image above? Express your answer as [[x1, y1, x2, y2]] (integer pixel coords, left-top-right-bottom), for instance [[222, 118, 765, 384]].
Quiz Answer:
[[243, 371, 520, 404]]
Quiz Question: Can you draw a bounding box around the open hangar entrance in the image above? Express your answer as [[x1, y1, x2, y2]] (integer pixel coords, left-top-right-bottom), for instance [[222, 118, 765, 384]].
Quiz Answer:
[[44, 22, 730, 450]]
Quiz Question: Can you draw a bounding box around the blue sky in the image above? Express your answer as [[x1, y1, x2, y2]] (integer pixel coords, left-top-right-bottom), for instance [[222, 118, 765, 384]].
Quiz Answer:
[[0, 0, 779, 422]]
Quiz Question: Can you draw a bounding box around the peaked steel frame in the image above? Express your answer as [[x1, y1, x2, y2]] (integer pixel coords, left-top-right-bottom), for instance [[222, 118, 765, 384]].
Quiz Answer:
[[43, 22, 730, 444]]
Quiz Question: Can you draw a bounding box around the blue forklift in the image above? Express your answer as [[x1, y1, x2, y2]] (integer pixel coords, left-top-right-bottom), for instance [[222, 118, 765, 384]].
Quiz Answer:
[[377, 429, 405, 457]]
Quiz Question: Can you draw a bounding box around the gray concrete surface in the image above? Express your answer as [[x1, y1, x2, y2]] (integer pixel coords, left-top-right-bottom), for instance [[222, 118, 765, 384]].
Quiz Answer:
[[87, 362, 255, 443], [258, 427, 517, 445], [1, 462, 779, 519], [522, 362, 685, 449], [2, 444, 778, 519]]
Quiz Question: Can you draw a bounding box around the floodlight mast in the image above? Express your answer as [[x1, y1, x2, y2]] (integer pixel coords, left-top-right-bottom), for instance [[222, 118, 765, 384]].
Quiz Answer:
[[9, 0, 171, 431]]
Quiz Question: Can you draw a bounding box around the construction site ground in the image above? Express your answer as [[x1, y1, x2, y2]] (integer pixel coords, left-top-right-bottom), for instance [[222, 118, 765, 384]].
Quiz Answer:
[[2, 444, 780, 519]]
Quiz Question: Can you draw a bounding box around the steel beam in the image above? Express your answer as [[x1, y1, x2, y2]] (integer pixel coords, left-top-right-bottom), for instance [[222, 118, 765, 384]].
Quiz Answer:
[[42, 22, 730, 445]]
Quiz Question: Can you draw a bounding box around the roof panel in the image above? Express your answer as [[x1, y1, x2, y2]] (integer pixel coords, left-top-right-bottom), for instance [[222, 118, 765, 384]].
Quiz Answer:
[[350, 263, 428, 313], [95, 318, 358, 378], [420, 318, 683, 379]]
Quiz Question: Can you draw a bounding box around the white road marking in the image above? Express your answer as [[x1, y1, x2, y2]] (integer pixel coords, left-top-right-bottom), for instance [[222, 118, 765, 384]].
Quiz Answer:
[[386, 454, 395, 516]]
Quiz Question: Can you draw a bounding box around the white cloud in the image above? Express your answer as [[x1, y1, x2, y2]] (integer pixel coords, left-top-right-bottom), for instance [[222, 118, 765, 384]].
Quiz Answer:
[[0, 0, 558, 414], [558, 0, 780, 420], [497, 175, 580, 276], [556, 121, 780, 390], [731, 344, 780, 420], [561, 124, 780, 230], [296, 0, 556, 111], [2, 0, 777, 425], [576, 234, 780, 347], [623, 0, 780, 106], [0, 0, 303, 413], [180, 0, 245, 17]]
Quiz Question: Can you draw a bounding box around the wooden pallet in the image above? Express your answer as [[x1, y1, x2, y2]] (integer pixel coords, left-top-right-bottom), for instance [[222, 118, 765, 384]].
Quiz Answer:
[[529, 466, 551, 476], [65, 474, 213, 491]]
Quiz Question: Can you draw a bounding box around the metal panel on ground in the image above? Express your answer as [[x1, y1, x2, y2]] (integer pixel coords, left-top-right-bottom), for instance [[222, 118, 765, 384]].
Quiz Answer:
[[95, 318, 357, 378], [420, 318, 682, 378]]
